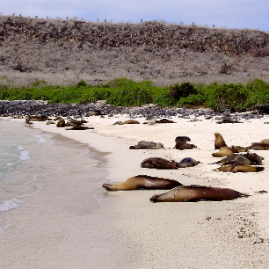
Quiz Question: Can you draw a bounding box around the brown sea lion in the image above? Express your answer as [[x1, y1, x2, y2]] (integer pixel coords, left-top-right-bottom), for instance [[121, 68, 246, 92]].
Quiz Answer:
[[28, 115, 48, 121], [175, 141, 197, 150], [214, 133, 227, 149], [216, 119, 242, 124], [102, 175, 182, 191], [56, 118, 65, 127], [243, 152, 263, 165], [216, 154, 251, 165], [230, 145, 249, 153], [113, 120, 140, 125], [217, 164, 264, 172], [175, 136, 191, 143], [141, 157, 178, 169], [260, 139, 269, 145], [212, 146, 234, 157], [156, 119, 175, 123], [65, 125, 94, 130], [248, 143, 269, 150], [150, 185, 249, 202], [129, 141, 164, 149]]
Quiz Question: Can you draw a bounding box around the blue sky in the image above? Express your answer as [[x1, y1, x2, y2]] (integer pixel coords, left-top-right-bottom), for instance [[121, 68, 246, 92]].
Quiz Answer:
[[1, 0, 269, 31]]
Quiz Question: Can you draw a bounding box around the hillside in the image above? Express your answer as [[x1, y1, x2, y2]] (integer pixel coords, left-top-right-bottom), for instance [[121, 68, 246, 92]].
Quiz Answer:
[[1, 15, 269, 86]]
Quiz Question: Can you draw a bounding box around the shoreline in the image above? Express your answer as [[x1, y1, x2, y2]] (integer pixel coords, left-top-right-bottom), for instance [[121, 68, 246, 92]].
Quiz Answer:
[[1, 114, 269, 268]]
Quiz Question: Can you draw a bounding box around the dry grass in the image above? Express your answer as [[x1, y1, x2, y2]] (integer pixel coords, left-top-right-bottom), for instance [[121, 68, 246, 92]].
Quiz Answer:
[[0, 15, 269, 86]]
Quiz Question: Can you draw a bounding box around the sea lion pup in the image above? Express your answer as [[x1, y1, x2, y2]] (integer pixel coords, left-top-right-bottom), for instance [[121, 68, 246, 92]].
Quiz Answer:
[[175, 136, 191, 143], [102, 175, 182, 191], [243, 152, 263, 165], [217, 164, 264, 173], [177, 157, 200, 168], [175, 141, 197, 150], [141, 157, 178, 169], [150, 185, 249, 202], [216, 154, 251, 166], [129, 141, 164, 149], [214, 133, 227, 149], [212, 146, 234, 157], [248, 143, 269, 150]]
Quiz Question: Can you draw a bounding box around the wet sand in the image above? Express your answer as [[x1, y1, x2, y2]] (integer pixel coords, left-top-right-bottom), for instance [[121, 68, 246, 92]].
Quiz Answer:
[[1, 114, 269, 268]]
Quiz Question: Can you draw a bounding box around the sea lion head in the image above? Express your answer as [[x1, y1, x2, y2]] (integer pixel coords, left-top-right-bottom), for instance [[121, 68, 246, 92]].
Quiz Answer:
[[214, 133, 227, 149]]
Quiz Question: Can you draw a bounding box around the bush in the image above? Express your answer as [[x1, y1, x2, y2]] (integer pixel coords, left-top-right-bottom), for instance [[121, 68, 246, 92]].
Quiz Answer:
[[107, 87, 153, 106], [168, 82, 197, 103]]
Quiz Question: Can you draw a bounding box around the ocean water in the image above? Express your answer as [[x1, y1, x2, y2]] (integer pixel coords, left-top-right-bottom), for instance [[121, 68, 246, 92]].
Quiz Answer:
[[0, 119, 109, 233]]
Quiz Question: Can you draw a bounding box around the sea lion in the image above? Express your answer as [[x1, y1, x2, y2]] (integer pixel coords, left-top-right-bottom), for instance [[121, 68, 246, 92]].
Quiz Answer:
[[214, 133, 227, 149], [230, 145, 249, 153], [217, 164, 264, 172], [260, 139, 269, 145], [147, 117, 157, 125], [102, 175, 182, 191], [216, 154, 251, 165], [65, 125, 94, 130], [175, 136, 191, 143], [177, 157, 200, 168], [212, 146, 234, 157], [156, 119, 175, 123], [141, 157, 178, 169], [216, 119, 242, 124], [243, 152, 263, 165], [113, 120, 140, 125], [56, 118, 65, 127], [248, 143, 269, 150], [150, 185, 249, 202], [175, 141, 197, 150], [129, 141, 164, 149]]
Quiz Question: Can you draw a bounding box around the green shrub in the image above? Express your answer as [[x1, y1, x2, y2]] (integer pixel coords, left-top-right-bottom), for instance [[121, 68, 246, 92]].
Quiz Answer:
[[168, 82, 197, 102], [177, 94, 206, 107], [107, 87, 153, 106]]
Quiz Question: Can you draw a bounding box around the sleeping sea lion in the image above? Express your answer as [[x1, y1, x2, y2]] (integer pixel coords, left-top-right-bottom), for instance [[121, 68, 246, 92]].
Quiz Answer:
[[217, 164, 264, 172], [243, 152, 263, 165], [156, 119, 175, 124], [141, 157, 178, 169], [175, 141, 197, 150], [129, 141, 164, 149], [216, 154, 251, 165], [102, 175, 181, 191], [113, 120, 140, 125], [177, 157, 200, 168], [175, 136, 191, 143], [248, 143, 269, 150], [230, 145, 249, 153], [260, 139, 269, 145], [214, 133, 227, 149], [150, 185, 249, 202], [212, 146, 234, 157]]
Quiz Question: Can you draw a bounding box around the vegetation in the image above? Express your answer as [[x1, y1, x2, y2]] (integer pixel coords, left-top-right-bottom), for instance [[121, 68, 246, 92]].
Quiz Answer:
[[0, 78, 268, 111]]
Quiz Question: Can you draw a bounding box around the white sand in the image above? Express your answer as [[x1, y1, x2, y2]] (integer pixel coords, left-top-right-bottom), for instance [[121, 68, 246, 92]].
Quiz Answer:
[[1, 114, 269, 268]]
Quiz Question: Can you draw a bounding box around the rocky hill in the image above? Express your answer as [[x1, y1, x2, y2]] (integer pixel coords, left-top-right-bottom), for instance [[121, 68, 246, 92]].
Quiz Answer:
[[1, 15, 269, 86]]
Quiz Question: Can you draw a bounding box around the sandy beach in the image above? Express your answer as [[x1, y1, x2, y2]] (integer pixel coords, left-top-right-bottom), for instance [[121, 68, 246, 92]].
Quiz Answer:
[[1, 113, 269, 268]]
